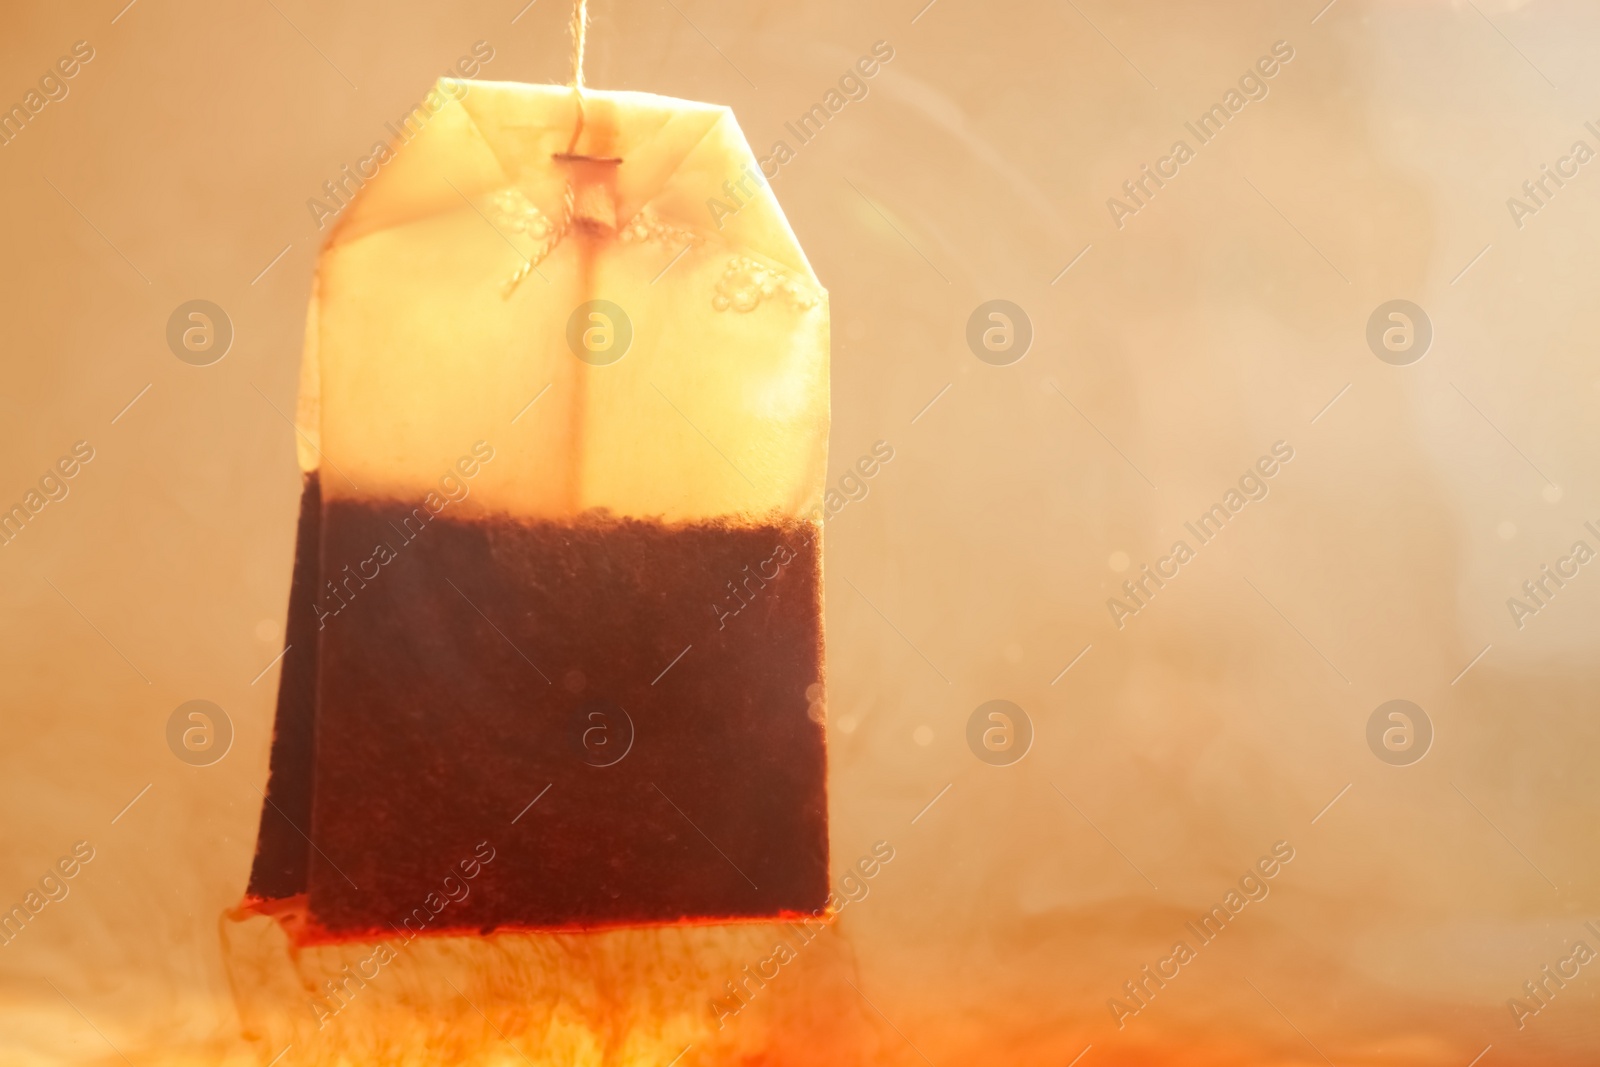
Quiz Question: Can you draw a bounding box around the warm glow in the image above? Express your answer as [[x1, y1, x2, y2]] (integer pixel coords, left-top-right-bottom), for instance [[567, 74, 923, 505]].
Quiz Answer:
[[6, 2, 1600, 1066]]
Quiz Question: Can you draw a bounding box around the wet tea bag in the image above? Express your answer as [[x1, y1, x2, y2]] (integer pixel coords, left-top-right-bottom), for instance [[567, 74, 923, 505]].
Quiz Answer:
[[247, 79, 830, 942]]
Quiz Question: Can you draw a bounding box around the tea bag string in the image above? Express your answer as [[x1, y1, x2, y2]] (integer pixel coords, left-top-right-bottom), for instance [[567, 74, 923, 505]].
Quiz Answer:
[[567, 0, 589, 154], [502, 0, 591, 297], [570, 0, 589, 91]]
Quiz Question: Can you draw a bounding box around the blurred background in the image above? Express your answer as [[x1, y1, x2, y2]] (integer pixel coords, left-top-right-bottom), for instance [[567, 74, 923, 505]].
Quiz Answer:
[[4, 0, 1600, 1063]]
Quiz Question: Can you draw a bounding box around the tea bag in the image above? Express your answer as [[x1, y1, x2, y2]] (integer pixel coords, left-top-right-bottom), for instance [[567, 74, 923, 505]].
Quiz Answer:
[[247, 79, 830, 941]]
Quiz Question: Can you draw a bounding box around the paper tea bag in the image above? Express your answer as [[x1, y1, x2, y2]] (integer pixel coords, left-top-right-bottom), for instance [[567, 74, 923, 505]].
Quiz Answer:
[[246, 79, 830, 942]]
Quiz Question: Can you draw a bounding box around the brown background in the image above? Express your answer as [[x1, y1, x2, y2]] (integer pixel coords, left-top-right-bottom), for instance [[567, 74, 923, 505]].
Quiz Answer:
[[3, 0, 1600, 1064]]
